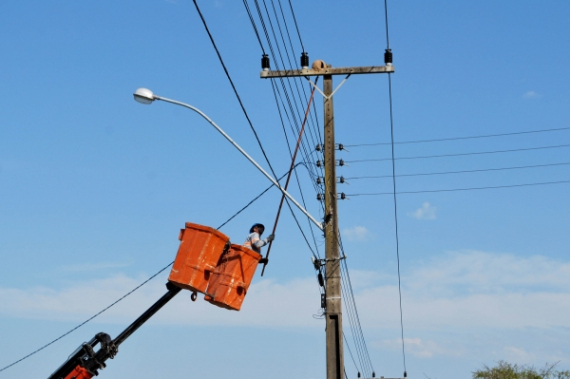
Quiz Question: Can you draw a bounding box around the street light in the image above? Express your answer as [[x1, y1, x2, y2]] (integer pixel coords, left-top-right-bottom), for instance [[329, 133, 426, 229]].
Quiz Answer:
[[133, 87, 323, 230]]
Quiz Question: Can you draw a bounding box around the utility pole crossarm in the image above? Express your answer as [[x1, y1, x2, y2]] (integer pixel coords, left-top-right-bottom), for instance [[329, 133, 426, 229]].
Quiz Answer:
[[260, 65, 394, 78], [258, 59, 396, 379]]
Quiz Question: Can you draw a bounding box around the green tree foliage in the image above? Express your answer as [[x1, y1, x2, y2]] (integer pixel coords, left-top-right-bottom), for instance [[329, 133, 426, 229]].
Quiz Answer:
[[472, 361, 570, 379]]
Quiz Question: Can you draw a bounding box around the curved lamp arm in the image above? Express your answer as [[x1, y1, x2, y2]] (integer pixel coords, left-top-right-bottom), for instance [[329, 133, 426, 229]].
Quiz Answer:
[[134, 88, 323, 231]]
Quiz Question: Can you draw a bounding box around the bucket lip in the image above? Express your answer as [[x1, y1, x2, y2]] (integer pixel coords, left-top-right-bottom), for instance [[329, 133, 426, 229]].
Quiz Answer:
[[229, 243, 262, 260], [184, 222, 230, 242]]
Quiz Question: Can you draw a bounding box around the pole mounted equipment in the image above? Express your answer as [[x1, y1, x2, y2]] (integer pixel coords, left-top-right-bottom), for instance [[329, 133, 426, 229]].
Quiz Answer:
[[301, 52, 309, 69], [384, 49, 393, 66], [262, 54, 270, 71], [259, 58, 394, 379]]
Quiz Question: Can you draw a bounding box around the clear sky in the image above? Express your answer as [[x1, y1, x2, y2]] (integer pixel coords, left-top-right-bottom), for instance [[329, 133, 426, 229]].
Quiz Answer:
[[1, 1, 569, 379]]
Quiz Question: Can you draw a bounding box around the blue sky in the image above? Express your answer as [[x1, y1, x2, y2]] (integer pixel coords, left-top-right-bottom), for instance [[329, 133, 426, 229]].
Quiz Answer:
[[1, 1, 569, 378]]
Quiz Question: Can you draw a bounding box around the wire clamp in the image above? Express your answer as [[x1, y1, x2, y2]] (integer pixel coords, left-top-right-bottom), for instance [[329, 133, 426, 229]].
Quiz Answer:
[[313, 257, 346, 268], [336, 143, 349, 152]]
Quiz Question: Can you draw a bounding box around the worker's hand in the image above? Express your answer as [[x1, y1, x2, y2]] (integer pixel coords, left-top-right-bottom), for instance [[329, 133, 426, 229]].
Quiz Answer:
[[259, 257, 268, 265], [266, 234, 275, 242]]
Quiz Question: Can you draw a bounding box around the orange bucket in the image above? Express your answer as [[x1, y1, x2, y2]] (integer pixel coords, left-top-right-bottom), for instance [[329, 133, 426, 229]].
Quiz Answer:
[[168, 223, 230, 293], [204, 244, 261, 311]]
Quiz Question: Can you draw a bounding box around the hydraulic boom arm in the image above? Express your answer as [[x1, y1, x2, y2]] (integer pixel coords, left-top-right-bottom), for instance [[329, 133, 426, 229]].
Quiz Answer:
[[48, 282, 181, 379]]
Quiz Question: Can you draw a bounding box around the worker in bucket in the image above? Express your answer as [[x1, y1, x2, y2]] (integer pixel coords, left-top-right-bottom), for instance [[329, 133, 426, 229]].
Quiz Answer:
[[244, 223, 274, 264]]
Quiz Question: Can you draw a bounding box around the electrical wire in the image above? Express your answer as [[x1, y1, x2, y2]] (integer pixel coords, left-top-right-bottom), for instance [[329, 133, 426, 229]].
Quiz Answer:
[[253, 0, 323, 188], [344, 332, 362, 375], [339, 243, 375, 376], [245, 0, 324, 257], [245, 2, 377, 375], [270, 79, 322, 257], [347, 179, 570, 196], [383, 0, 407, 375], [192, 0, 281, 184], [387, 68, 407, 379], [345, 143, 570, 163], [217, 163, 303, 229], [247, 0, 326, 244], [0, 165, 305, 374], [383, 0, 390, 49], [243, 0, 266, 54], [344, 162, 570, 180], [259, 0, 323, 183], [344, 126, 570, 147], [194, 0, 322, 260], [0, 261, 174, 374], [287, 0, 305, 52]]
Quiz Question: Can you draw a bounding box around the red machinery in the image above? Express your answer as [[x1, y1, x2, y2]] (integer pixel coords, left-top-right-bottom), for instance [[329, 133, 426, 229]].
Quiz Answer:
[[48, 223, 260, 379]]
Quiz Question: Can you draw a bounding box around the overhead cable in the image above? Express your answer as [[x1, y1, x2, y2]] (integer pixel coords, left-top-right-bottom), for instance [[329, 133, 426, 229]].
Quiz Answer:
[[0, 165, 303, 374], [345, 162, 570, 180], [345, 143, 570, 163], [344, 126, 570, 147], [339, 246, 375, 376], [383, 0, 406, 375], [0, 261, 174, 374], [347, 179, 570, 196], [217, 163, 303, 229], [262, 83, 319, 276], [286, 0, 305, 52], [344, 332, 363, 375], [192, 0, 280, 183], [243, 0, 266, 54], [246, 1, 324, 255], [194, 0, 321, 257]]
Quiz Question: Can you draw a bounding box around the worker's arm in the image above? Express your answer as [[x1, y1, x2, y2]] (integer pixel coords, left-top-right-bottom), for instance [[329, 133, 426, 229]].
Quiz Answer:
[[253, 234, 275, 248]]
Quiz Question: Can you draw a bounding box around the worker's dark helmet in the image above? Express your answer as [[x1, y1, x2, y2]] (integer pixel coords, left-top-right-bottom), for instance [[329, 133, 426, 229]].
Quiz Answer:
[[250, 223, 265, 233]]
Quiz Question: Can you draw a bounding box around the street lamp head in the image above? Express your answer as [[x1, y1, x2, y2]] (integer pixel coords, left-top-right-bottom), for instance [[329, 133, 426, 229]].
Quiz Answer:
[[133, 88, 155, 104]]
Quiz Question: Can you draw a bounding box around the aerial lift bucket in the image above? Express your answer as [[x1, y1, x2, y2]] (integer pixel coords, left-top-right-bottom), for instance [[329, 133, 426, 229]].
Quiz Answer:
[[168, 222, 230, 293], [204, 244, 261, 311]]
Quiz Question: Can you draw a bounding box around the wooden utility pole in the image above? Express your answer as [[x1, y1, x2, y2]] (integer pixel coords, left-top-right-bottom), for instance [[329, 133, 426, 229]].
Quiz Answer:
[[323, 71, 343, 379], [261, 59, 394, 379]]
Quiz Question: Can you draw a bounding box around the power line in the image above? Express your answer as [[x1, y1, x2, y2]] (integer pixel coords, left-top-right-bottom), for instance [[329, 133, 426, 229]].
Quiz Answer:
[[217, 163, 302, 230], [243, 0, 266, 54], [270, 80, 323, 256], [251, 4, 376, 374], [192, 0, 280, 183], [343, 332, 362, 375], [0, 165, 304, 374], [245, 1, 324, 256], [347, 179, 570, 196], [261, 0, 324, 178], [344, 126, 570, 147], [345, 162, 570, 180], [286, 0, 305, 52], [383, 0, 390, 49], [345, 143, 570, 163], [246, 3, 377, 375], [339, 238, 375, 377], [195, 0, 322, 260], [382, 0, 406, 375], [251, 0, 319, 189], [0, 261, 174, 374]]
